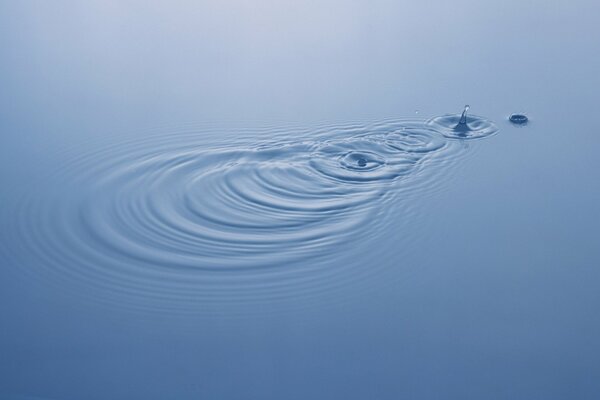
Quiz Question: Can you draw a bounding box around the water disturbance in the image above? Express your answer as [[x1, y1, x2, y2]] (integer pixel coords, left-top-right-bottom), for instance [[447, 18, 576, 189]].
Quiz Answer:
[[509, 113, 529, 125], [427, 105, 499, 139], [0, 113, 500, 314]]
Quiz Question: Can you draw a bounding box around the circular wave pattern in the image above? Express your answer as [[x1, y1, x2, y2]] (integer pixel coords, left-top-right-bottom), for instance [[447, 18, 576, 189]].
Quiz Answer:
[[341, 151, 385, 171], [427, 114, 499, 140], [1, 117, 498, 314]]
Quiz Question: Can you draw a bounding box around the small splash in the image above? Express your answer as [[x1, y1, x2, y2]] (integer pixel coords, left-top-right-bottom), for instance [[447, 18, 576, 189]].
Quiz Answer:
[[459, 104, 470, 125], [509, 113, 528, 125], [340, 151, 386, 172], [310, 131, 432, 184], [427, 105, 499, 140]]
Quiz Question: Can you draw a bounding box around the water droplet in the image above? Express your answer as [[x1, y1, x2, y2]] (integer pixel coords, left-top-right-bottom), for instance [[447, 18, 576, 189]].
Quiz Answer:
[[336, 150, 386, 174], [509, 113, 528, 125], [458, 104, 470, 125], [426, 105, 499, 140]]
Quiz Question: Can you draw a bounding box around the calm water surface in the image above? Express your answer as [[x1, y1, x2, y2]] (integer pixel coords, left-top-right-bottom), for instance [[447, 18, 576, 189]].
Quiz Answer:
[[1, 1, 600, 399]]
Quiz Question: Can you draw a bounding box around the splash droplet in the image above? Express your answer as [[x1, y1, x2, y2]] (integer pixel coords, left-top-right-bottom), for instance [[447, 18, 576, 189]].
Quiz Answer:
[[427, 105, 499, 140], [459, 104, 470, 125], [338, 151, 386, 172]]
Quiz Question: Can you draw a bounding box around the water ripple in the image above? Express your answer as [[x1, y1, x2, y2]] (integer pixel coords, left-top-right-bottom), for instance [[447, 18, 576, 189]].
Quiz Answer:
[[427, 112, 499, 140], [0, 116, 498, 314]]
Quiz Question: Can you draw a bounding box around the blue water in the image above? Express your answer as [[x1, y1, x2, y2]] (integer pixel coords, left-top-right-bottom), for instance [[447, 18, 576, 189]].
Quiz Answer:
[[2, 1, 600, 399]]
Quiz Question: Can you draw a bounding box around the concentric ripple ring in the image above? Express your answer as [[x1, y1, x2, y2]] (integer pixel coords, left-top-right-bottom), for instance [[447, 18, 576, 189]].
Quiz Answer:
[[0, 117, 498, 314]]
